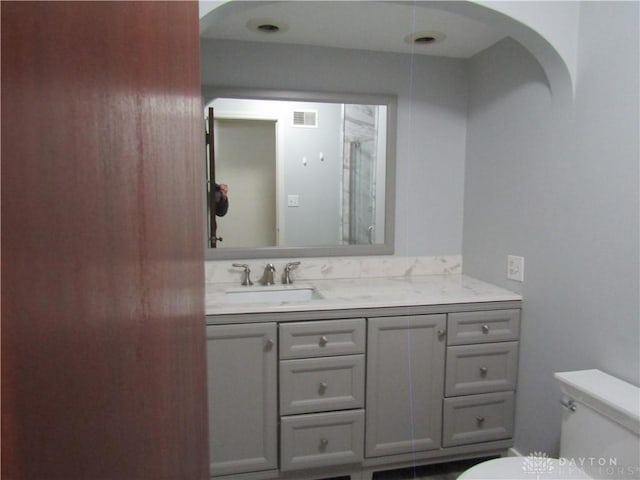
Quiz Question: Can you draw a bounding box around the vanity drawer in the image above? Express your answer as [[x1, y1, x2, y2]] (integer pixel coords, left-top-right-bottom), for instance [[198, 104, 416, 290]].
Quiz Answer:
[[280, 355, 365, 415], [447, 309, 520, 345], [279, 319, 366, 359], [445, 342, 519, 396], [280, 410, 364, 471], [443, 391, 514, 447]]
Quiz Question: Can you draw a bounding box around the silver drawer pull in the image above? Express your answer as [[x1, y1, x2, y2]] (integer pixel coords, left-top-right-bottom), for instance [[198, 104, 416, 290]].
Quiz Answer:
[[476, 416, 485, 424], [319, 438, 329, 449], [481, 324, 490, 334], [561, 399, 578, 412], [479, 366, 488, 376], [319, 335, 328, 346], [319, 382, 328, 393]]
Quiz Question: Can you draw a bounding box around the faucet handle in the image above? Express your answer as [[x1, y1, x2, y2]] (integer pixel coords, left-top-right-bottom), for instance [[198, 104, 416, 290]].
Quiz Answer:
[[232, 263, 253, 286], [282, 261, 301, 284]]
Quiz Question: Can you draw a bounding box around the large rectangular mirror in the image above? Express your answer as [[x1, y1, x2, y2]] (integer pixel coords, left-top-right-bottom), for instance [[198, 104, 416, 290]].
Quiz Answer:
[[203, 87, 396, 260]]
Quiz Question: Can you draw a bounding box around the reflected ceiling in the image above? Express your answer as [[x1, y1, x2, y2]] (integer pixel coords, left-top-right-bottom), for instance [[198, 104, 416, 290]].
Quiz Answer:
[[200, 1, 507, 58]]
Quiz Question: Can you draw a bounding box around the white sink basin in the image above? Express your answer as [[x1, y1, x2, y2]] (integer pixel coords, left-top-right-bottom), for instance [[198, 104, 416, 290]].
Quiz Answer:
[[223, 284, 322, 304]]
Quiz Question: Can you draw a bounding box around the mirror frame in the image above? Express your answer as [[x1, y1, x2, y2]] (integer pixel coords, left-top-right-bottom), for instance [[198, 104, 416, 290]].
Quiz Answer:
[[202, 86, 396, 260]]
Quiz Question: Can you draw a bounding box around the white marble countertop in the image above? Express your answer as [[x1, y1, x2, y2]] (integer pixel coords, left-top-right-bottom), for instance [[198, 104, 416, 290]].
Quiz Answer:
[[206, 274, 521, 316]]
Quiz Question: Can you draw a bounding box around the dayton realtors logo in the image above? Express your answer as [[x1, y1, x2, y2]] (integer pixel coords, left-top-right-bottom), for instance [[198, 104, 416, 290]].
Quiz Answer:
[[559, 456, 639, 478], [522, 452, 555, 478], [521, 452, 639, 479]]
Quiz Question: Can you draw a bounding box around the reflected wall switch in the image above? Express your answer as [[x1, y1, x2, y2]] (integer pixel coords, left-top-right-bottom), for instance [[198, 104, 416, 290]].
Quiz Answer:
[[287, 195, 300, 207], [507, 255, 524, 282]]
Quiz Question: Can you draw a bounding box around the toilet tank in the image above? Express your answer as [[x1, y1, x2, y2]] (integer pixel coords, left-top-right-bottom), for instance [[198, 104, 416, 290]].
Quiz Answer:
[[555, 370, 639, 479]]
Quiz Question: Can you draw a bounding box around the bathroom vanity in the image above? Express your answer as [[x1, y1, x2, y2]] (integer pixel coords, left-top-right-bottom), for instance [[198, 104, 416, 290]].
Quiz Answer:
[[206, 275, 522, 480]]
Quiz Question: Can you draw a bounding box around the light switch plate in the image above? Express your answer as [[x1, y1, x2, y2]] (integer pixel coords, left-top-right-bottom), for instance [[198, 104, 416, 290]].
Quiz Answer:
[[507, 255, 524, 282], [287, 195, 300, 207]]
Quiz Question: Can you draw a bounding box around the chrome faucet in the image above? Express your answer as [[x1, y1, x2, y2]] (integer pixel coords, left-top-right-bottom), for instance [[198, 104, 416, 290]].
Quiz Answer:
[[282, 261, 300, 284], [261, 263, 276, 285], [232, 263, 253, 286]]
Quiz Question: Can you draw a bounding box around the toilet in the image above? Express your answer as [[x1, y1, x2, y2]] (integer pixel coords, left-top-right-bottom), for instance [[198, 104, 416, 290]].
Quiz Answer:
[[458, 369, 640, 479]]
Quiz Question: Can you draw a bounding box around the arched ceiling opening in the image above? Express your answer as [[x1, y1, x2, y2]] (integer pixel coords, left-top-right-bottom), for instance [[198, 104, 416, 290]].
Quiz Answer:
[[200, 1, 576, 98]]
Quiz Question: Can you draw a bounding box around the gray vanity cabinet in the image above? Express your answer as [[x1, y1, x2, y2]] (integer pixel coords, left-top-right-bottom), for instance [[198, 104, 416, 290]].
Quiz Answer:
[[206, 323, 278, 477], [365, 314, 447, 458], [205, 303, 521, 479]]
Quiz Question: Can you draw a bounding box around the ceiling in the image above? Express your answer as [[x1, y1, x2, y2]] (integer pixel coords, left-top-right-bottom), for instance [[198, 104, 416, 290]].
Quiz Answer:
[[200, 1, 508, 59]]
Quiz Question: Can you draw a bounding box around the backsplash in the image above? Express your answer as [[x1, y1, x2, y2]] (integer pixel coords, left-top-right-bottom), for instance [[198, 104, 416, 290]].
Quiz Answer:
[[205, 255, 462, 285]]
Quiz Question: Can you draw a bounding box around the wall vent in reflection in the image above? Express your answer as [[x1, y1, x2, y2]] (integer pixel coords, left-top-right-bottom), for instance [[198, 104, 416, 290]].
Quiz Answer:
[[292, 110, 318, 128]]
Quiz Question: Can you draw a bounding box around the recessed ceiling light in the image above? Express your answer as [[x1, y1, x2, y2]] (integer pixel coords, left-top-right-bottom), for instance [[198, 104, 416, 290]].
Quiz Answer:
[[404, 31, 446, 46], [246, 18, 289, 34], [258, 24, 280, 33], [415, 36, 436, 44]]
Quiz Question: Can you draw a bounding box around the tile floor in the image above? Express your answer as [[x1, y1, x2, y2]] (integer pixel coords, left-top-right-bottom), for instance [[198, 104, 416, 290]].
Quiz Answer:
[[325, 457, 494, 480], [371, 458, 491, 479]]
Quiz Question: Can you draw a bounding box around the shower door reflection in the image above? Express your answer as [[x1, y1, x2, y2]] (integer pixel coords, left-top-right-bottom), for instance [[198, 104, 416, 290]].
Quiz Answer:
[[348, 141, 376, 244], [342, 104, 385, 245]]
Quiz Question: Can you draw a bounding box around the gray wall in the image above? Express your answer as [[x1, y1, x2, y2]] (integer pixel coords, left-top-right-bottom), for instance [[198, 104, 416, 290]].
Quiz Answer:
[[463, 2, 639, 457], [282, 102, 342, 247], [201, 39, 469, 256]]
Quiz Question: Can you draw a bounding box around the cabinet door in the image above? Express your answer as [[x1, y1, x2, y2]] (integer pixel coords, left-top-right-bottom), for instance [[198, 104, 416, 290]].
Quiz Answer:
[[443, 391, 515, 447], [281, 410, 365, 471], [206, 323, 278, 477], [447, 310, 520, 345], [366, 314, 446, 457], [280, 355, 365, 415], [445, 342, 519, 396]]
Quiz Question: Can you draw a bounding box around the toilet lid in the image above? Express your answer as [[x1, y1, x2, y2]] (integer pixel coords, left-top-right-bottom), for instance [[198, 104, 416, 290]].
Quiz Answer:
[[457, 457, 591, 480]]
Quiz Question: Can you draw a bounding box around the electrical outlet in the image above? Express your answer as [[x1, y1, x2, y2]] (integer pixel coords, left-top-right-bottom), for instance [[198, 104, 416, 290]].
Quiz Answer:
[[287, 195, 300, 207], [507, 255, 524, 282]]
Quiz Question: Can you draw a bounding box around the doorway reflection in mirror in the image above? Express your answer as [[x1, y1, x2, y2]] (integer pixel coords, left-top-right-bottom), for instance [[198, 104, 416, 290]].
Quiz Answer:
[[206, 97, 386, 250]]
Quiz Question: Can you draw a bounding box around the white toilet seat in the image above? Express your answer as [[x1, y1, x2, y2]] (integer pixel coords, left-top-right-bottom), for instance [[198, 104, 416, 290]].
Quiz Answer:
[[457, 457, 591, 480]]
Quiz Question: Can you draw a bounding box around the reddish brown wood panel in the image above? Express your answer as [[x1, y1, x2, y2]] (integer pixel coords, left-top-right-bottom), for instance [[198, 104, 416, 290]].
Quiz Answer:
[[1, 2, 208, 479]]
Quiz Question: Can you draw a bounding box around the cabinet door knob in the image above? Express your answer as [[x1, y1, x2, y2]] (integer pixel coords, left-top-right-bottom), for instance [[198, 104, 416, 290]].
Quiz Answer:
[[481, 324, 490, 334], [265, 338, 275, 350], [476, 416, 485, 425], [479, 366, 488, 376], [437, 329, 446, 340], [319, 335, 328, 346], [319, 438, 329, 449], [319, 382, 328, 393]]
